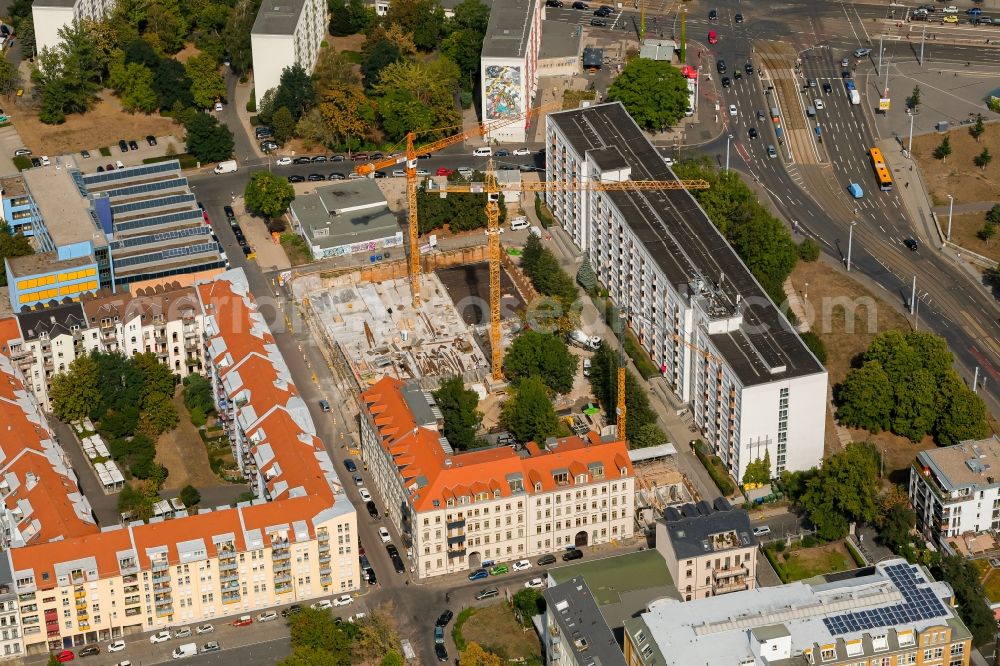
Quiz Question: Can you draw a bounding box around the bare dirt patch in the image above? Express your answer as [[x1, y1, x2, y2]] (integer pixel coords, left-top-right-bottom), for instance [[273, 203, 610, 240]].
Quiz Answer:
[[15, 92, 180, 156], [912, 125, 1000, 205], [460, 603, 541, 660], [172, 43, 203, 65], [937, 211, 1000, 263], [155, 392, 227, 491], [328, 35, 366, 52]]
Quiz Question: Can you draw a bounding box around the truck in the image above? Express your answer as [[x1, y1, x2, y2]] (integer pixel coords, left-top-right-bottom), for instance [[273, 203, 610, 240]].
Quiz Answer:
[[770, 106, 780, 123], [849, 89, 861, 105], [171, 643, 197, 659], [213, 160, 238, 174], [568, 330, 601, 350]]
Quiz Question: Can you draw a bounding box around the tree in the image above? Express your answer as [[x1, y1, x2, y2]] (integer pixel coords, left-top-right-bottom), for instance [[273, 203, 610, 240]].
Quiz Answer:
[[380, 652, 404, 666], [460, 643, 504, 666], [329, 0, 374, 36], [185, 52, 225, 109], [318, 84, 376, 150], [222, 0, 259, 75], [295, 108, 336, 149], [933, 135, 951, 162], [586, 342, 660, 443], [986, 203, 1000, 227], [153, 58, 194, 110], [834, 360, 894, 433], [742, 451, 771, 486], [385, 0, 446, 51], [182, 374, 215, 415], [975, 147, 992, 170], [146, 0, 187, 53], [185, 113, 234, 163], [728, 210, 798, 303], [932, 555, 996, 646], [433, 376, 482, 450], [798, 442, 879, 540], [0, 223, 34, 287], [512, 588, 545, 622], [934, 375, 990, 446], [576, 255, 597, 292], [503, 330, 578, 393], [287, 608, 351, 659], [109, 60, 158, 113], [0, 58, 21, 97], [361, 40, 403, 91], [280, 646, 347, 666], [450, 0, 490, 34], [979, 221, 996, 243], [245, 171, 296, 220], [876, 501, 915, 554], [373, 59, 461, 140], [142, 391, 179, 435], [631, 422, 667, 449], [797, 237, 820, 262], [352, 605, 400, 663], [271, 106, 296, 144], [272, 64, 315, 122], [441, 28, 484, 91], [500, 376, 561, 444], [970, 114, 985, 143], [605, 58, 690, 131], [32, 21, 103, 123], [50, 355, 101, 423], [314, 48, 361, 92], [909, 84, 921, 111], [179, 484, 201, 507]]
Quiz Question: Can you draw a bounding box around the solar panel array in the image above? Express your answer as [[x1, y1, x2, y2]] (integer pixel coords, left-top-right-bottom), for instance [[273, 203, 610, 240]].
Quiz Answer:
[[114, 209, 204, 235], [113, 242, 219, 269], [105, 177, 189, 201], [821, 564, 948, 637], [110, 225, 210, 251], [111, 193, 196, 215], [82, 160, 180, 187]]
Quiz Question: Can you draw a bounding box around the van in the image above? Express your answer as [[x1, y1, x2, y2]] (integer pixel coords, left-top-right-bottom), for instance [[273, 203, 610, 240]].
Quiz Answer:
[[214, 160, 238, 174], [115, 160, 125, 170], [528, 225, 543, 238], [473, 147, 492, 157], [510, 218, 530, 231], [171, 643, 197, 659]]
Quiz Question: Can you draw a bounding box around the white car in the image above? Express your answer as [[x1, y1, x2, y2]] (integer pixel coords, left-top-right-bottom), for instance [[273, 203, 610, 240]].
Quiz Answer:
[[114, 662, 133, 666], [214, 101, 224, 111], [663, 157, 675, 167], [256, 611, 278, 622], [416, 169, 430, 176], [275, 157, 292, 166], [332, 594, 354, 607], [195, 624, 214, 634], [813, 99, 825, 110], [392, 169, 405, 177], [512, 148, 531, 156], [752, 525, 771, 537], [378, 527, 391, 543], [312, 599, 333, 610], [40, 155, 50, 167], [512, 559, 532, 571], [174, 627, 191, 639], [149, 630, 171, 644], [347, 612, 367, 623], [359, 487, 372, 502], [942, 5, 958, 13], [728, 104, 738, 117], [108, 640, 126, 652], [524, 577, 545, 589]]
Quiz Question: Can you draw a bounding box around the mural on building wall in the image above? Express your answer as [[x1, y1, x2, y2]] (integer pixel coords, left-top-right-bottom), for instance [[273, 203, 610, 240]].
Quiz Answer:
[[484, 65, 522, 119], [319, 234, 403, 260]]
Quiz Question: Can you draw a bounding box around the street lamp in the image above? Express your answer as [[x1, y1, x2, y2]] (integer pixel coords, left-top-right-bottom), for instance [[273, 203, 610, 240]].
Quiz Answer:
[[725, 134, 733, 172], [847, 221, 857, 272], [946, 194, 954, 241]]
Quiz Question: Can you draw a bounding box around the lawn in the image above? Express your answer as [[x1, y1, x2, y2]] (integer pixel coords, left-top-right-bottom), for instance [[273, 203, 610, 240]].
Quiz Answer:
[[973, 558, 1000, 604], [912, 124, 1000, 206], [459, 603, 542, 662], [766, 542, 856, 583], [280, 232, 313, 266], [548, 549, 673, 605], [937, 211, 1000, 263]]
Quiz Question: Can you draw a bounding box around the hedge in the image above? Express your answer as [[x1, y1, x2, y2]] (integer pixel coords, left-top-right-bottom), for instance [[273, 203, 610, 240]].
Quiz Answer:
[[452, 607, 477, 652], [12, 155, 30, 171], [534, 194, 555, 229], [845, 539, 866, 567], [142, 153, 199, 169], [693, 439, 736, 496]]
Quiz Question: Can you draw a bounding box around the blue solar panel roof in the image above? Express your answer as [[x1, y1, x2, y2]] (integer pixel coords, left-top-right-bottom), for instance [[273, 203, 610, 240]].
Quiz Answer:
[[823, 564, 948, 636]]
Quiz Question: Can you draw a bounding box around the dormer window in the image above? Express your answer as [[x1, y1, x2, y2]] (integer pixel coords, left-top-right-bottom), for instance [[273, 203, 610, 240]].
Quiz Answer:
[[575, 474, 588, 483], [534, 482, 542, 492], [446, 499, 454, 507], [493, 489, 501, 499]]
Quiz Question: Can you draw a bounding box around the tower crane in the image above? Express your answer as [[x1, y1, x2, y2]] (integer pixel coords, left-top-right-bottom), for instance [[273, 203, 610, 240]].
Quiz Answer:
[[437, 171, 710, 385], [354, 103, 559, 308]]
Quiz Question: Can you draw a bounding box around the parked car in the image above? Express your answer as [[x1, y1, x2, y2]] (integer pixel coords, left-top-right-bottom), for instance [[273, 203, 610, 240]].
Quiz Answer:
[[13, 148, 31, 156], [195, 624, 214, 634], [378, 527, 392, 543], [748, 127, 758, 139], [201, 641, 221, 653], [108, 641, 126, 653], [512, 148, 532, 156], [752, 526, 771, 536], [822, 82, 832, 93], [512, 559, 532, 571], [328, 173, 346, 180], [223, 205, 235, 220], [78, 646, 100, 657], [232, 615, 253, 627], [436, 167, 454, 176], [366, 500, 380, 519], [734, 12, 743, 23], [293, 156, 312, 164], [562, 549, 584, 561], [275, 157, 292, 166], [364, 567, 377, 585], [128, 140, 139, 151], [81, 149, 91, 158], [259, 141, 278, 151], [256, 611, 278, 623], [287, 175, 305, 183], [333, 594, 354, 607], [436, 610, 454, 627], [904, 237, 919, 251], [54, 651, 75, 663], [537, 554, 557, 566], [312, 600, 333, 610], [282, 605, 303, 618], [434, 626, 445, 644], [351, 153, 369, 161], [475, 588, 499, 600], [490, 564, 509, 575], [435, 644, 448, 662], [468, 568, 489, 581], [359, 487, 372, 502], [524, 577, 545, 589], [496, 149, 509, 157], [150, 631, 171, 644], [118, 139, 128, 153], [174, 628, 192, 639], [146, 135, 157, 146], [311, 155, 327, 162]]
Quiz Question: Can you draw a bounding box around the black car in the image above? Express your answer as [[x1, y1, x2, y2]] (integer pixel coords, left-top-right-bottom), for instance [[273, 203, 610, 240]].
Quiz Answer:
[[417, 153, 432, 159], [242, 245, 253, 256], [537, 554, 557, 566], [288, 175, 305, 183], [293, 156, 312, 165], [748, 127, 758, 139], [366, 500, 380, 518], [146, 135, 157, 146], [307, 173, 326, 182], [369, 152, 384, 160], [594, 6, 612, 16], [373, 171, 388, 178], [435, 644, 448, 662], [81, 149, 91, 159], [281, 604, 303, 617], [562, 548, 584, 561], [79, 646, 100, 657], [223, 205, 235, 219], [328, 173, 346, 180], [344, 459, 358, 472], [96, 165, 104, 172], [236, 236, 248, 248], [572, 1, 588, 8], [118, 139, 128, 153], [30, 157, 41, 168], [904, 238, 918, 251], [590, 18, 607, 26], [128, 139, 139, 151], [436, 610, 454, 627], [331, 154, 346, 161], [745, 62, 754, 75], [546, 0, 563, 6], [260, 141, 278, 151], [708, 8, 717, 21], [716, 59, 726, 74], [822, 82, 832, 93], [734, 12, 743, 23], [312, 155, 327, 162], [721, 76, 731, 88], [364, 567, 377, 585]]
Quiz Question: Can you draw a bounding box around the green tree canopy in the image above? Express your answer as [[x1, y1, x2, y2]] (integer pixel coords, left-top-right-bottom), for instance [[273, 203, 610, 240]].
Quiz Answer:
[[931, 555, 996, 646], [287, 608, 351, 660], [270, 64, 315, 122], [798, 443, 879, 540], [605, 58, 690, 131], [179, 484, 201, 507], [373, 59, 461, 141], [280, 646, 348, 666], [32, 20, 103, 123], [361, 39, 403, 91], [185, 52, 226, 109], [271, 106, 297, 145], [245, 171, 296, 220], [503, 330, 578, 394], [432, 376, 483, 450], [185, 112, 235, 163], [109, 60, 159, 113], [631, 422, 667, 449], [385, 0, 445, 51], [222, 0, 258, 75], [329, 0, 375, 36], [0, 223, 34, 287], [51, 355, 102, 422], [500, 376, 561, 444], [742, 451, 771, 486]]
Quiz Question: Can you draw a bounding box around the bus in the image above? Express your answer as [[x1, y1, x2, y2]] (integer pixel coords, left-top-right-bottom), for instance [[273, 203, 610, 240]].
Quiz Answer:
[[868, 147, 893, 191]]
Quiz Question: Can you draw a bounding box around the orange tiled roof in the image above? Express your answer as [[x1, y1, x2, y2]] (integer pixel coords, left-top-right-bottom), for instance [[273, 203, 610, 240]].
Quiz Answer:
[[0, 316, 21, 354]]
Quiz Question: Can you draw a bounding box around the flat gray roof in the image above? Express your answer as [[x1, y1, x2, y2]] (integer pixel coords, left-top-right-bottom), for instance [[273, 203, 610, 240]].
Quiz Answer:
[[23, 167, 107, 249], [916, 435, 1000, 492], [290, 180, 399, 250], [252, 0, 308, 35], [482, 0, 537, 59], [7, 253, 93, 278], [547, 102, 825, 387], [661, 507, 756, 560], [30, 0, 77, 7], [539, 20, 581, 60], [544, 577, 626, 666]]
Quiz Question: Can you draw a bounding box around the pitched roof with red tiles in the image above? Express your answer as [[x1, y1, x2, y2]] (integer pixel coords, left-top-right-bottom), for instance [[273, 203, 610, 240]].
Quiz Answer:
[[0, 317, 21, 355], [362, 377, 633, 512]]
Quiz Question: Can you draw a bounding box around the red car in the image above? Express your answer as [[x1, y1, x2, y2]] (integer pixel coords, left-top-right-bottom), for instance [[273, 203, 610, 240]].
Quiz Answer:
[[708, 30, 718, 44], [436, 167, 454, 176], [232, 615, 253, 627], [54, 651, 75, 662]]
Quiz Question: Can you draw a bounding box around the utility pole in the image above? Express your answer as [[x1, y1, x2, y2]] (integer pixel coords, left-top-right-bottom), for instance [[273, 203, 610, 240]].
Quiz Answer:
[[847, 221, 856, 271], [946, 194, 954, 241], [910, 275, 916, 315], [974, 367, 980, 393], [908, 108, 915, 155], [725, 134, 732, 172]]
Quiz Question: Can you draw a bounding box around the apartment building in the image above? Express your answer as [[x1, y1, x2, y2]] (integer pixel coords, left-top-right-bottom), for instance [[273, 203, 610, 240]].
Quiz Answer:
[[480, 0, 541, 143], [623, 560, 972, 666], [656, 501, 757, 601], [2, 268, 357, 655], [0, 565, 20, 661], [33, 0, 117, 54], [910, 435, 1000, 548], [542, 577, 625, 666], [359, 376, 635, 579], [545, 102, 828, 482], [0, 175, 38, 237], [251, 0, 327, 109], [5, 282, 204, 411]]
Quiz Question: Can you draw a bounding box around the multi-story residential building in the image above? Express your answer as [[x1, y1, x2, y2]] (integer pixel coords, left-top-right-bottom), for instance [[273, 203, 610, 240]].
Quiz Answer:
[[542, 576, 625, 666], [480, 0, 541, 143], [1, 268, 357, 655], [251, 0, 326, 109], [623, 559, 972, 666], [359, 376, 635, 579], [910, 435, 1000, 548], [545, 102, 828, 482], [5, 282, 204, 410], [656, 501, 758, 601], [0, 175, 39, 237], [32, 0, 117, 54], [0, 558, 21, 661]]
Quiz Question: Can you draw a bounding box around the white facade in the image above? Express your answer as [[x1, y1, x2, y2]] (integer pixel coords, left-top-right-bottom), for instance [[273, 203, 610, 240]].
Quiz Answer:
[[545, 103, 827, 482], [33, 0, 117, 54], [0, 596, 22, 661], [480, 0, 541, 144], [251, 0, 327, 109]]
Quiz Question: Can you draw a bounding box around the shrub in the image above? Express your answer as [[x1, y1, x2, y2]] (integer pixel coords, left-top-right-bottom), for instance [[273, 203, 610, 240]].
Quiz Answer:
[[799, 331, 828, 364], [797, 238, 820, 262], [99, 146, 112, 157], [460, 91, 473, 109], [12, 155, 30, 171], [773, 540, 785, 552], [246, 92, 256, 113], [801, 534, 818, 548], [179, 484, 201, 507], [693, 440, 736, 496]]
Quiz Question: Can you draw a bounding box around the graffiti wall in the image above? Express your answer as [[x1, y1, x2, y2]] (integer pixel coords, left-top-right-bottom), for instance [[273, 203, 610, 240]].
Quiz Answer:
[[484, 64, 523, 119], [319, 232, 404, 260]]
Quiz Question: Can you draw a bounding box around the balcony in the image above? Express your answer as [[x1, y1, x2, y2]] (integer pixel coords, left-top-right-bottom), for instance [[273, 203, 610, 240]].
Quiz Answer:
[[220, 571, 239, 584], [155, 605, 173, 617], [447, 519, 466, 530], [447, 548, 466, 558], [272, 549, 291, 562], [447, 535, 466, 545], [74, 589, 86, 600], [273, 573, 293, 584], [318, 542, 330, 554], [274, 582, 293, 594], [713, 566, 749, 581], [219, 559, 238, 572], [75, 600, 87, 611], [125, 607, 142, 617], [152, 561, 170, 573], [319, 554, 331, 564], [713, 578, 749, 594], [222, 593, 241, 605]]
